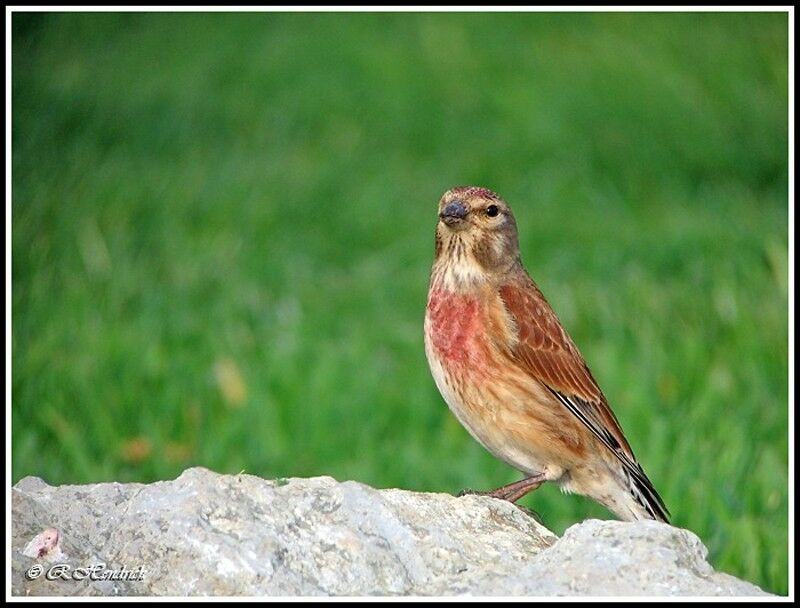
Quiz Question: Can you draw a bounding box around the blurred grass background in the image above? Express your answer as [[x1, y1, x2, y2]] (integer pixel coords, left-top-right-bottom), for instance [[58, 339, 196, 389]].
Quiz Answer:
[[11, 11, 788, 594]]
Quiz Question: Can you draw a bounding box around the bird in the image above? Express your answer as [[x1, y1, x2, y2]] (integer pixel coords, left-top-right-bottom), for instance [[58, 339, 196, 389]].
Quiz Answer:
[[423, 186, 670, 523]]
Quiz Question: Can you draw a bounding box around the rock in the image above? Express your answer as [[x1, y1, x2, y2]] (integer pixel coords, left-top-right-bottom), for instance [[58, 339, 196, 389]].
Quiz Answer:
[[11, 467, 769, 597]]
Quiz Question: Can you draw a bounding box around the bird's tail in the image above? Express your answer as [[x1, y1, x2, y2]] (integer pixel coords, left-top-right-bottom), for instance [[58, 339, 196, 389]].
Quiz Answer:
[[613, 466, 670, 523]]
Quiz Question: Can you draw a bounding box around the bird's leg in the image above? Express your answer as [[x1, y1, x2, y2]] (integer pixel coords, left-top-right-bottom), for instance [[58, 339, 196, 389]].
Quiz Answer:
[[493, 474, 547, 503], [458, 473, 547, 503]]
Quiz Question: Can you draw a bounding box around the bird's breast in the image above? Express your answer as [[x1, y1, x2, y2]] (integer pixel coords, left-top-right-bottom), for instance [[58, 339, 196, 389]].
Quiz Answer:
[[425, 288, 491, 369], [424, 286, 571, 477]]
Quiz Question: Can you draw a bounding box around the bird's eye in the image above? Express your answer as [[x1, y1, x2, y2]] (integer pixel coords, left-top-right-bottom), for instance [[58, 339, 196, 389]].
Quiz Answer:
[[486, 205, 499, 217]]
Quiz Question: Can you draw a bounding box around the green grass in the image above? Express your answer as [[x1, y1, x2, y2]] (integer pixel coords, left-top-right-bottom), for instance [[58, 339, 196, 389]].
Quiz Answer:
[[11, 12, 789, 595]]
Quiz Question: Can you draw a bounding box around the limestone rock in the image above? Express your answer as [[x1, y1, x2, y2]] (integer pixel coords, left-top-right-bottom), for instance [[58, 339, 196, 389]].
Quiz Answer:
[[10, 467, 769, 597]]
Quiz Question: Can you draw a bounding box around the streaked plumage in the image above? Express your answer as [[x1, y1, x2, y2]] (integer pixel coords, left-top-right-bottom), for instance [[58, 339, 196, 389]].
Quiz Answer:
[[424, 186, 669, 522]]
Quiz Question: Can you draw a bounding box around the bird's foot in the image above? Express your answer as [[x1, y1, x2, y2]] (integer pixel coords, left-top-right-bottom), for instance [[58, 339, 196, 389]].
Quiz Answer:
[[457, 473, 547, 503], [456, 484, 546, 523], [457, 488, 491, 498]]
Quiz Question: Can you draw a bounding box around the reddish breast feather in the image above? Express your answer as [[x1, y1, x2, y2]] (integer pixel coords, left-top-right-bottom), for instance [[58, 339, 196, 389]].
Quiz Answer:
[[427, 290, 483, 364]]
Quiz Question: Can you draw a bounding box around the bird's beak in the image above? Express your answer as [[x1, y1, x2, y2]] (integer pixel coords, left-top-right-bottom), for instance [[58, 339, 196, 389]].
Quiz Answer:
[[439, 200, 468, 228]]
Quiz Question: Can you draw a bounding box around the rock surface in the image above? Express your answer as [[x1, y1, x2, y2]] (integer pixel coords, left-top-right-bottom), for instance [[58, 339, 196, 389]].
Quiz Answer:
[[11, 467, 769, 596]]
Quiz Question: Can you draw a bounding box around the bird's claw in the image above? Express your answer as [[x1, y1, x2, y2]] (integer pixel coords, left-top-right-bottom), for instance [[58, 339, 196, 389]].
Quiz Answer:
[[456, 489, 544, 523], [457, 488, 486, 497], [512, 504, 545, 524]]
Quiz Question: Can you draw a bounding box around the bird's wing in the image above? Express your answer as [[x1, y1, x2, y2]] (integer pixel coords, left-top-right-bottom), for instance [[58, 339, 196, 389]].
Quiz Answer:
[[498, 278, 632, 455], [498, 277, 669, 521]]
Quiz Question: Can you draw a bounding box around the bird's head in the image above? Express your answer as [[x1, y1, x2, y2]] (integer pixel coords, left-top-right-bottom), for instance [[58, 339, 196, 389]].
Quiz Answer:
[[433, 186, 521, 285]]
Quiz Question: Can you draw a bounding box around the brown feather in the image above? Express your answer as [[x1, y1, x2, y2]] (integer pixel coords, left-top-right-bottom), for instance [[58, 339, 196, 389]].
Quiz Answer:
[[497, 273, 670, 521], [497, 275, 634, 457]]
